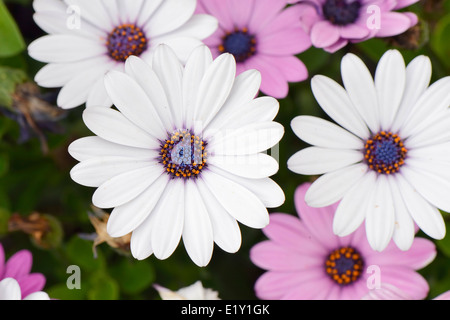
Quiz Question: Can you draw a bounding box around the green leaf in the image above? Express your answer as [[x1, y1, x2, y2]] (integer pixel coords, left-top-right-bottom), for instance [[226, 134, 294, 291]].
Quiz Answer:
[[46, 283, 87, 300], [0, 0, 26, 57], [87, 273, 119, 300], [65, 236, 105, 272], [0, 66, 27, 109], [0, 153, 9, 177], [430, 14, 450, 68], [110, 258, 155, 295]]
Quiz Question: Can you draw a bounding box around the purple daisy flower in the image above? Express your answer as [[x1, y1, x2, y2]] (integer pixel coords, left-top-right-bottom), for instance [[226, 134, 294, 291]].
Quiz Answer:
[[289, 0, 419, 52]]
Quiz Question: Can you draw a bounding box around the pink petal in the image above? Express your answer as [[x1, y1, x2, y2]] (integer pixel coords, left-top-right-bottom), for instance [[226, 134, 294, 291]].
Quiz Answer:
[[17, 273, 46, 298], [310, 20, 341, 48], [257, 4, 306, 34], [324, 38, 349, 53], [248, 0, 288, 32], [261, 213, 328, 255], [257, 27, 311, 56], [377, 266, 429, 300], [297, 3, 322, 34], [294, 183, 340, 249], [376, 12, 413, 37], [434, 291, 450, 300], [244, 55, 289, 98], [339, 23, 370, 40], [254, 269, 327, 300], [365, 237, 436, 270], [226, 0, 254, 29], [0, 244, 4, 278], [250, 240, 322, 271], [3, 250, 32, 279], [339, 281, 370, 300], [197, 0, 235, 31], [268, 56, 308, 83], [281, 277, 335, 300]]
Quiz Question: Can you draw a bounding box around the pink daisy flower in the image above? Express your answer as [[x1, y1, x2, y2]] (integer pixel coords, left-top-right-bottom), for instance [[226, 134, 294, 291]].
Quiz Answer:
[[289, 0, 419, 52], [196, 0, 311, 99], [250, 183, 436, 300], [0, 243, 47, 299]]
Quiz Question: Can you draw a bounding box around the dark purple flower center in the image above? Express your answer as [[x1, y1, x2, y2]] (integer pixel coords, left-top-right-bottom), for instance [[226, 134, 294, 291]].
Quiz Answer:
[[106, 24, 148, 62], [325, 247, 364, 286], [323, 0, 361, 25], [159, 130, 207, 179], [219, 28, 256, 63], [364, 131, 407, 175]]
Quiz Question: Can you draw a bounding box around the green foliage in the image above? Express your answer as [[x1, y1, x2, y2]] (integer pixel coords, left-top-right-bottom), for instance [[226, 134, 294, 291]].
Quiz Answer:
[[0, 0, 25, 58]]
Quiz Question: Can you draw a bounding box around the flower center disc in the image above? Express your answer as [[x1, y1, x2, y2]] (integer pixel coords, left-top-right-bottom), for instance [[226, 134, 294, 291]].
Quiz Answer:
[[325, 247, 364, 286], [322, 0, 361, 25], [159, 130, 207, 179], [107, 24, 148, 62], [219, 28, 256, 62], [364, 131, 407, 175]]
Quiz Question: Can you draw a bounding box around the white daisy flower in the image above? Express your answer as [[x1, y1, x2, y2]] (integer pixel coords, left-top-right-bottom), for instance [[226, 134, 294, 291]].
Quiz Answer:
[[154, 281, 220, 300], [0, 278, 50, 300], [28, 0, 218, 109], [288, 49, 450, 252], [68, 44, 285, 267]]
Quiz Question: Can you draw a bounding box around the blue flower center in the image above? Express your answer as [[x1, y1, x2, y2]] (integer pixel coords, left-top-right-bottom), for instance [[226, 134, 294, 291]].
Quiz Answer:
[[364, 131, 407, 175], [107, 24, 148, 62], [219, 28, 256, 62], [322, 0, 361, 25], [159, 130, 207, 179], [325, 247, 364, 286]]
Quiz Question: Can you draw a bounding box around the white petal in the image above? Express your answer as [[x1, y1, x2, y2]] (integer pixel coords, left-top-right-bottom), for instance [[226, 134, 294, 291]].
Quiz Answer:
[[396, 173, 446, 240], [143, 0, 196, 37], [82, 107, 159, 149], [209, 153, 279, 179], [28, 34, 106, 63], [151, 44, 184, 129], [57, 67, 107, 109], [104, 71, 166, 138], [182, 45, 213, 131], [153, 36, 204, 65], [161, 14, 218, 40], [136, 0, 163, 27], [201, 169, 269, 228], [209, 122, 284, 156], [69, 136, 156, 162], [341, 53, 380, 133], [65, 0, 115, 31], [400, 77, 450, 138], [291, 116, 364, 149], [196, 178, 242, 253], [34, 0, 66, 12], [182, 180, 214, 267], [207, 165, 285, 208], [391, 55, 432, 133], [311, 75, 370, 139], [210, 96, 279, 132], [116, 0, 145, 23], [333, 170, 377, 236], [0, 278, 21, 300], [403, 111, 450, 149], [206, 69, 262, 133], [86, 77, 113, 108], [70, 157, 153, 187], [193, 53, 236, 131], [407, 141, 450, 163], [305, 163, 368, 207], [92, 165, 163, 208], [388, 175, 415, 251], [365, 175, 395, 251], [375, 50, 406, 130], [287, 147, 363, 175], [130, 217, 154, 260], [124, 56, 174, 132], [108, 174, 169, 238], [401, 161, 450, 213], [151, 180, 185, 260], [34, 57, 111, 88], [24, 292, 50, 300]]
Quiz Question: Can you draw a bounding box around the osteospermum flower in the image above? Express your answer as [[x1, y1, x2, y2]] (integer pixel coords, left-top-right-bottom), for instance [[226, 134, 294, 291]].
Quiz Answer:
[[0, 278, 50, 300], [288, 0, 419, 52], [196, 0, 311, 99], [288, 49, 450, 251], [154, 281, 220, 300], [0, 243, 47, 299], [250, 183, 436, 300], [28, 0, 218, 109], [68, 44, 285, 267]]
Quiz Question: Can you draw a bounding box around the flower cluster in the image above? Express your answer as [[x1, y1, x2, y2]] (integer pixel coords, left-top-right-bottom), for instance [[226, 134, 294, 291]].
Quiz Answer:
[[1, 0, 448, 301]]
